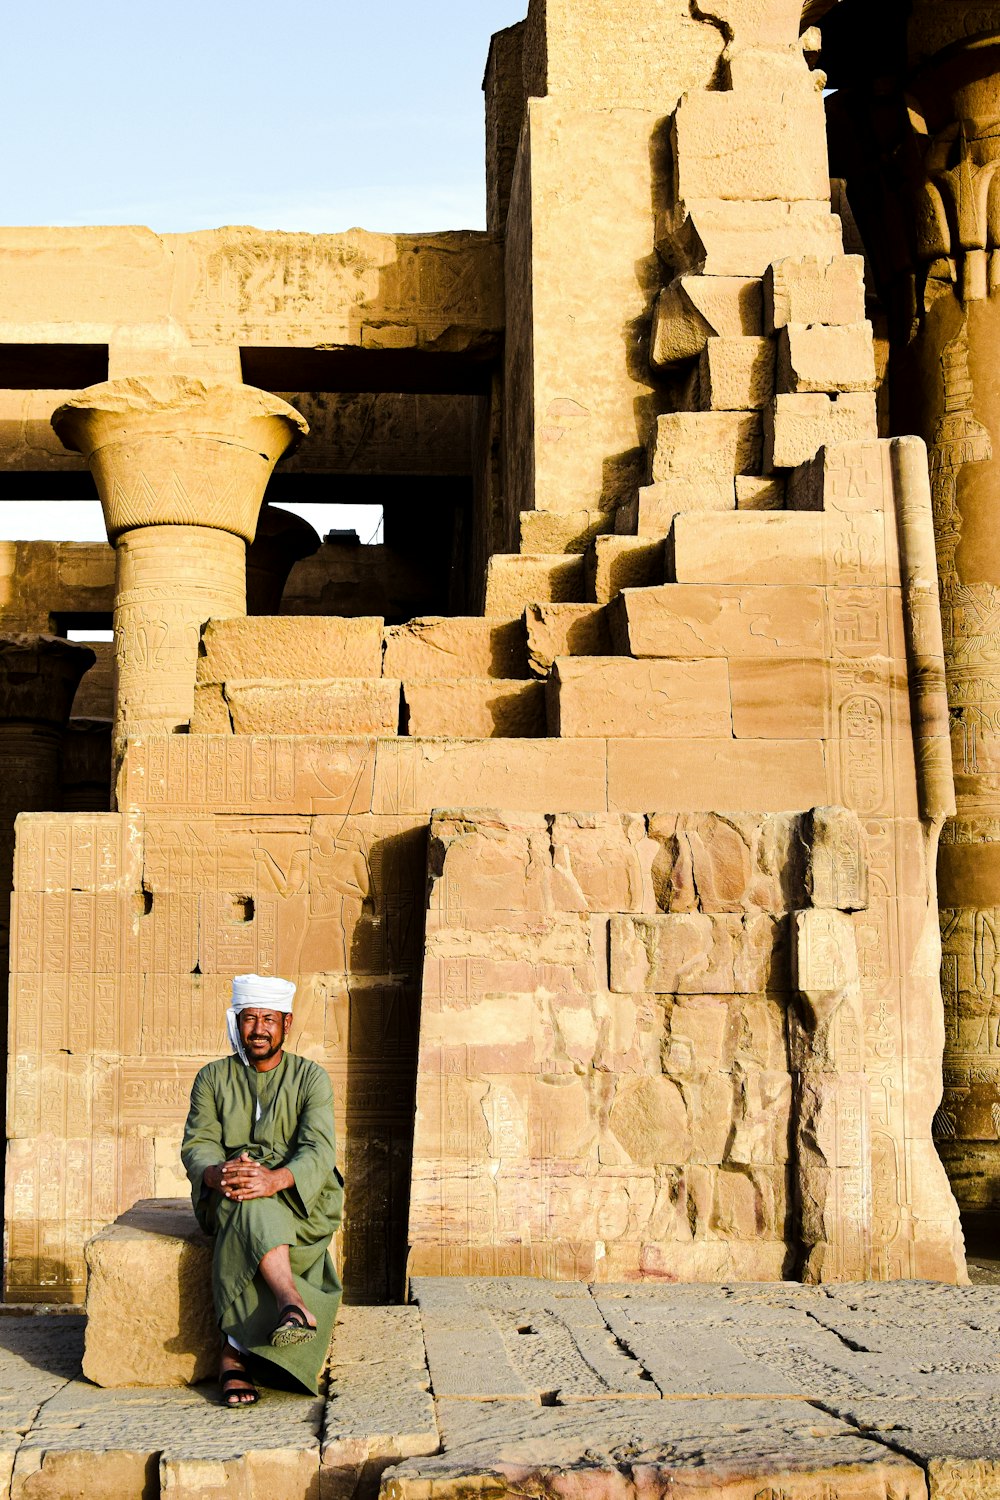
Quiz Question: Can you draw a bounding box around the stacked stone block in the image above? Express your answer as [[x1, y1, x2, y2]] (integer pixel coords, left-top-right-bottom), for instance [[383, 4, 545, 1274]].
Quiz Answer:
[[408, 795, 955, 1283]]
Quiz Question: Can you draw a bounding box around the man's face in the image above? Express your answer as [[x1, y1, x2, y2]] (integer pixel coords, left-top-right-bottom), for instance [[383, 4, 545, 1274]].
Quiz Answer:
[[237, 1008, 292, 1065]]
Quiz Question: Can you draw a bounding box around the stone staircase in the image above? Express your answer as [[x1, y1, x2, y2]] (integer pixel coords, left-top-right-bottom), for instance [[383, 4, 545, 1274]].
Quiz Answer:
[[190, 250, 887, 745]]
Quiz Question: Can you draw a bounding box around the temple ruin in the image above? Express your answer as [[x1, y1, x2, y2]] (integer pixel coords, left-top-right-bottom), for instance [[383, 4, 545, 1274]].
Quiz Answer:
[[3, 0, 1000, 1306]]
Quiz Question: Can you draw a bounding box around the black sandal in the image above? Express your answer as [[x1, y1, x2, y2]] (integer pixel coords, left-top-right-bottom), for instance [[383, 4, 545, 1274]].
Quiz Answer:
[[219, 1369, 260, 1407], [270, 1303, 317, 1348]]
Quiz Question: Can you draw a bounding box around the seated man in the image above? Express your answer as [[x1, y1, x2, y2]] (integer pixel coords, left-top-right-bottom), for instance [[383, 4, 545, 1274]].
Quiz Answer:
[[181, 973, 344, 1406]]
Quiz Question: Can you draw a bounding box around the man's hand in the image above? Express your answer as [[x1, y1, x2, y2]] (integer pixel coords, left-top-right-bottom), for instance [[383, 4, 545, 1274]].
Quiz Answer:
[[203, 1163, 226, 1193], [216, 1152, 294, 1202]]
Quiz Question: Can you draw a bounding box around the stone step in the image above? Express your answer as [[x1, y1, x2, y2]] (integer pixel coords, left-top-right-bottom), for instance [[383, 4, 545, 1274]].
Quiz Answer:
[[609, 582, 830, 660], [585, 536, 664, 603], [483, 553, 586, 617], [547, 656, 732, 738], [524, 602, 614, 677], [385, 615, 529, 680], [667, 511, 896, 588], [191, 678, 402, 735], [785, 438, 893, 513], [737, 475, 785, 509], [197, 615, 384, 684], [83, 1199, 214, 1388], [401, 679, 546, 738], [615, 480, 736, 539], [518, 508, 614, 555]]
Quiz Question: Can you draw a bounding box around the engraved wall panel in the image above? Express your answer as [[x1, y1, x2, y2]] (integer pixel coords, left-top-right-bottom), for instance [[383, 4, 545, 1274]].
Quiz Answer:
[[5, 806, 427, 1303]]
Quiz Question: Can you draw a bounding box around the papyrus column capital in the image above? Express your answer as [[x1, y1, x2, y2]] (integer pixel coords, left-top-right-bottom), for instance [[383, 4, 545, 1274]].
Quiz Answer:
[[52, 377, 308, 543]]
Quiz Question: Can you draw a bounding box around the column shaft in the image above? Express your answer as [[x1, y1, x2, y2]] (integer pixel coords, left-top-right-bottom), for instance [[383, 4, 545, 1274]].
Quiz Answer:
[[113, 525, 245, 755]]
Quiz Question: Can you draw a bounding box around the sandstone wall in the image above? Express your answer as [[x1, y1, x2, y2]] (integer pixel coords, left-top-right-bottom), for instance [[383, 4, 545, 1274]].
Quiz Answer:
[[408, 807, 862, 1281]]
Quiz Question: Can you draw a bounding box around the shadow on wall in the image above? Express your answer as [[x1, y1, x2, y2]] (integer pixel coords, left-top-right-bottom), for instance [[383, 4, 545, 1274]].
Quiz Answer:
[[341, 822, 428, 1304]]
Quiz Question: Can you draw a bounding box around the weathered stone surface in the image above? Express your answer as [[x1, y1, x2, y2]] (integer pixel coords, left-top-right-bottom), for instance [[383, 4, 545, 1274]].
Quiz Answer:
[[384, 617, 528, 681], [729, 656, 908, 740], [610, 583, 827, 659], [83, 1200, 215, 1388], [525, 602, 612, 677], [12, 1378, 322, 1500], [548, 657, 732, 738], [506, 99, 705, 518], [736, 474, 785, 508], [674, 92, 831, 203], [387, 1396, 926, 1500], [519, 509, 613, 554], [190, 681, 233, 733], [9, 1284, 1000, 1500], [402, 680, 545, 738], [585, 536, 664, 603], [765, 391, 879, 469], [0, 541, 114, 633], [651, 411, 762, 482], [606, 738, 830, 812], [786, 438, 894, 513], [660, 199, 844, 278], [70, 640, 114, 719], [610, 913, 789, 994], [618, 477, 737, 538], [698, 337, 776, 411], [647, 810, 804, 915], [412, 1279, 657, 1401], [0, 224, 503, 355], [804, 806, 868, 911], [485, 22, 524, 234], [777, 322, 877, 395], [483, 554, 585, 616], [322, 1306, 438, 1500], [221, 679, 401, 736], [198, 616, 384, 684], [765, 255, 867, 332], [669, 512, 893, 587]]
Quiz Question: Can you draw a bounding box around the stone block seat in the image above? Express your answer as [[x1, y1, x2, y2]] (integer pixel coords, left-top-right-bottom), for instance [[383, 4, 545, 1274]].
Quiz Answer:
[[83, 1199, 216, 1388]]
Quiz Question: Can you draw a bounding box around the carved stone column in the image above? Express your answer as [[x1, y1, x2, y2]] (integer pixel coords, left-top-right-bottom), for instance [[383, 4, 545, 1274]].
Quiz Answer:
[[826, 4, 1000, 1208], [52, 379, 307, 763], [898, 16, 1000, 1210]]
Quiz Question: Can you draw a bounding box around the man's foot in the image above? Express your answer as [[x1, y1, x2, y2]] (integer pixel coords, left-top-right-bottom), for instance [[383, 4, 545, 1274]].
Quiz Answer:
[[219, 1344, 259, 1406], [270, 1303, 317, 1348]]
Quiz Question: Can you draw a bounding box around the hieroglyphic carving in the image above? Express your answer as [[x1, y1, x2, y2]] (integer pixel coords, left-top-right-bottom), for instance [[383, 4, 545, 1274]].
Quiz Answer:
[[178, 230, 503, 348], [5, 804, 426, 1302]]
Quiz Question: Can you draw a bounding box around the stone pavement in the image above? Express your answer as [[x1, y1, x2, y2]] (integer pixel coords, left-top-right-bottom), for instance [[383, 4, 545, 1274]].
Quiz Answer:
[[1, 1279, 1000, 1499]]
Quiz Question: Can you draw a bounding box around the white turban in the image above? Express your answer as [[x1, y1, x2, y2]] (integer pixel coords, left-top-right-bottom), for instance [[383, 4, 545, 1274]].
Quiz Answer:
[[227, 973, 296, 1065]]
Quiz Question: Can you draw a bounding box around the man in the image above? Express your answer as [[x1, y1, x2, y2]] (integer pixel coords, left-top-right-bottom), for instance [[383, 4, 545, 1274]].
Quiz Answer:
[[181, 973, 344, 1406]]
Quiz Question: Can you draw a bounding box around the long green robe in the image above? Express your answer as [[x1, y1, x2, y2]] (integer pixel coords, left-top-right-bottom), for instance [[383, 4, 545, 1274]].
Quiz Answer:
[[181, 1051, 343, 1395]]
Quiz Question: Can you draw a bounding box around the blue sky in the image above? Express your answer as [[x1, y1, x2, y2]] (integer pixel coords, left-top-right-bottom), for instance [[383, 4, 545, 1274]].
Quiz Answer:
[[4, 1, 527, 233], [2, 1, 526, 542]]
